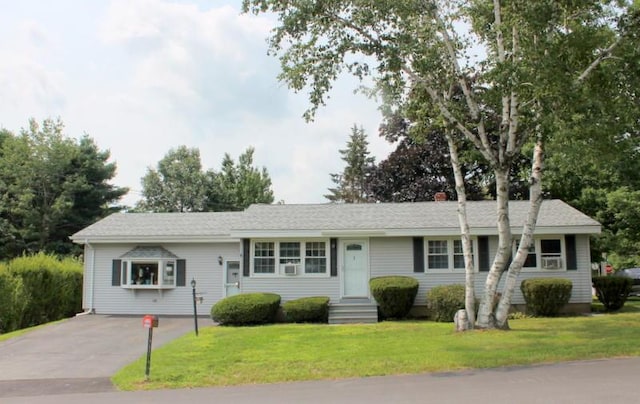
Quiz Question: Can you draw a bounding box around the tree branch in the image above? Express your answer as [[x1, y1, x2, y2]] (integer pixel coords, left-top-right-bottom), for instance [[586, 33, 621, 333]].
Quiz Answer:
[[576, 36, 623, 84]]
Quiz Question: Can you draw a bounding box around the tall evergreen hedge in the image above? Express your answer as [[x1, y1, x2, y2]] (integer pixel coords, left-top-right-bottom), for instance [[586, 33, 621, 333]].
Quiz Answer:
[[1, 253, 83, 331]]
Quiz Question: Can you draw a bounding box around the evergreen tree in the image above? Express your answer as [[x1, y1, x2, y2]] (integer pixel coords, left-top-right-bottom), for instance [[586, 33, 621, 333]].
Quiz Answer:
[[0, 118, 127, 258], [325, 125, 375, 203]]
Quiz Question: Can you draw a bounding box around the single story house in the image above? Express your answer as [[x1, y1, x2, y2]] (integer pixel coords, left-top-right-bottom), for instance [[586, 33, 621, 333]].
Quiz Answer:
[[70, 199, 600, 323]]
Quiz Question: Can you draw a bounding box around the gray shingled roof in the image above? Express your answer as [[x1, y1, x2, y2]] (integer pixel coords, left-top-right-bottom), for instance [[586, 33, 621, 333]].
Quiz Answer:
[[235, 199, 600, 231], [70, 200, 600, 243], [70, 211, 244, 242]]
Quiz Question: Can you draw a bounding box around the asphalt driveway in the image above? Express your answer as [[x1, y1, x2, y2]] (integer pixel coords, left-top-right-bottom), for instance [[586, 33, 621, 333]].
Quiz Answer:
[[0, 314, 196, 397]]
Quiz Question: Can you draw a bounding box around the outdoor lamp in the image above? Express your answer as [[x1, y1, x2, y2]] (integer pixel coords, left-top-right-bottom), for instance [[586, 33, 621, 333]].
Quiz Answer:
[[218, 255, 223, 265], [191, 278, 198, 336]]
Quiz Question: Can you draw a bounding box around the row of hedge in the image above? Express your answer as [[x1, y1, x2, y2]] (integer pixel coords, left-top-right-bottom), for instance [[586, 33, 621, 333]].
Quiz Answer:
[[211, 276, 586, 326], [0, 253, 83, 333], [211, 275, 637, 326], [211, 294, 330, 325]]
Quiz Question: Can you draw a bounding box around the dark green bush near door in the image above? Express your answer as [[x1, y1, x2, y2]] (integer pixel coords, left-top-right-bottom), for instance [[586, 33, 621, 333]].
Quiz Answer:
[[211, 293, 281, 325], [283, 296, 330, 323], [369, 276, 419, 319], [520, 278, 572, 316], [592, 276, 633, 311]]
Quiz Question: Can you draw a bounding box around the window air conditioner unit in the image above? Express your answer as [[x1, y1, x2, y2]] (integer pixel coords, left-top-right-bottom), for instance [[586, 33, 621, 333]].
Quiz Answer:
[[542, 257, 562, 270], [283, 264, 298, 276]]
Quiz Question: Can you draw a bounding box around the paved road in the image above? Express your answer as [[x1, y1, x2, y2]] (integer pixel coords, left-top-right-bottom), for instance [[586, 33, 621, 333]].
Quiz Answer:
[[2, 357, 639, 404], [0, 314, 196, 398]]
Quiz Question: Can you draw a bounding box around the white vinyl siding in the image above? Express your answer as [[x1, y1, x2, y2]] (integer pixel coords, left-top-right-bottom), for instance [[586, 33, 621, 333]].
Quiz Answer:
[[369, 236, 593, 306], [84, 243, 239, 315]]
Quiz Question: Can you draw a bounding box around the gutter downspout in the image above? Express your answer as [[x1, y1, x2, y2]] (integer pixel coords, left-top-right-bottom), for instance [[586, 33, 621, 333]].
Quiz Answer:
[[82, 240, 96, 314]]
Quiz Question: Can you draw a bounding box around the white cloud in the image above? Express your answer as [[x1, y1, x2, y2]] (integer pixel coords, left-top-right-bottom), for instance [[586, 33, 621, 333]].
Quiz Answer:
[[0, 0, 394, 208]]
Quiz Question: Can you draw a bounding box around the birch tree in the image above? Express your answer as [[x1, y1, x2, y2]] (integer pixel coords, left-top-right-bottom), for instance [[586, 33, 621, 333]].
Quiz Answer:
[[243, 0, 640, 329]]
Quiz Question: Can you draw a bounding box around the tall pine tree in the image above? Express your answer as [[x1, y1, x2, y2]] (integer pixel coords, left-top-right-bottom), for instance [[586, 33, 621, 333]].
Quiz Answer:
[[325, 125, 375, 203]]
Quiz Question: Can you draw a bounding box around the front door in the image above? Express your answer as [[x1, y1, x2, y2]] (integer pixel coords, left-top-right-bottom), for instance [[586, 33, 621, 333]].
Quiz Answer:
[[224, 261, 241, 297], [343, 240, 368, 297]]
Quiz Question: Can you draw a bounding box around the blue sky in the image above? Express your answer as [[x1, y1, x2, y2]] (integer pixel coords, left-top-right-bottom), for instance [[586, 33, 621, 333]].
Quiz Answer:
[[0, 0, 394, 206]]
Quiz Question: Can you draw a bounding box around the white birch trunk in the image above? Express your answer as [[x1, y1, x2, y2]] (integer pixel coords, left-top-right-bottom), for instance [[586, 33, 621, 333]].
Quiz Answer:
[[494, 137, 545, 326], [476, 168, 512, 329], [445, 132, 475, 328]]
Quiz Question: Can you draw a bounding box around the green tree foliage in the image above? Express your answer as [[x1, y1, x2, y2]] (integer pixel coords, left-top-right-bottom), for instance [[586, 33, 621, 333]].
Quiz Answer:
[[138, 146, 274, 212], [209, 147, 274, 211], [243, 0, 639, 329], [0, 118, 127, 258], [138, 146, 209, 212], [367, 112, 530, 202], [325, 125, 375, 203]]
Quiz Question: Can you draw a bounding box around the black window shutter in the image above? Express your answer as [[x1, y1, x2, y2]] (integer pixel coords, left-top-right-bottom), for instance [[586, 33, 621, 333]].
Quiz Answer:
[[565, 235, 577, 270], [413, 237, 424, 273], [478, 236, 490, 272], [112, 259, 121, 286], [242, 239, 251, 277], [330, 238, 338, 277], [176, 259, 186, 286]]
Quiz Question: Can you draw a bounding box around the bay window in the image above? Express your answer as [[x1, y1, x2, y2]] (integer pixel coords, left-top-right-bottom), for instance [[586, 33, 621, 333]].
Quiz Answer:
[[117, 246, 181, 289]]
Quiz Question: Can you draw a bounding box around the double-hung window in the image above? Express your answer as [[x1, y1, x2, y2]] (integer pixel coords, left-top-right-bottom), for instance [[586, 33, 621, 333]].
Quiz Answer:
[[513, 237, 564, 270], [540, 239, 563, 269], [305, 242, 327, 274], [252, 240, 328, 276], [254, 242, 276, 274], [427, 239, 475, 271]]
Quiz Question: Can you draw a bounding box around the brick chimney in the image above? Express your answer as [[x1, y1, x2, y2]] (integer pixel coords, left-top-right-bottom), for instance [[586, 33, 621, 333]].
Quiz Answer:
[[434, 192, 447, 202]]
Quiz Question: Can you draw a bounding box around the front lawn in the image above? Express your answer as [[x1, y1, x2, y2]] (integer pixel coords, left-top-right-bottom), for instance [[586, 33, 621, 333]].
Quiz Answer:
[[113, 311, 640, 390]]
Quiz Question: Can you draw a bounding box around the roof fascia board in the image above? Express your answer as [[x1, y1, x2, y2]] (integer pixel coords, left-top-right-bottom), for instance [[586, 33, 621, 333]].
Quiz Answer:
[[71, 236, 240, 244]]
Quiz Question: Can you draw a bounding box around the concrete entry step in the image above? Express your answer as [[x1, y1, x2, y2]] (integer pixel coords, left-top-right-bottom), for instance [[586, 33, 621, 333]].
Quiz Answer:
[[329, 299, 378, 324]]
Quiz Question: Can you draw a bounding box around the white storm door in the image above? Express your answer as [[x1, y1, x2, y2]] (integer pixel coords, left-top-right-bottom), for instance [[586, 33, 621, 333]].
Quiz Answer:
[[224, 261, 241, 297], [343, 240, 369, 297]]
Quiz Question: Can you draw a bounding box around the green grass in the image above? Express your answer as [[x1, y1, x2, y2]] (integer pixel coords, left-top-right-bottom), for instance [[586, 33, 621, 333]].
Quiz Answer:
[[113, 310, 640, 391]]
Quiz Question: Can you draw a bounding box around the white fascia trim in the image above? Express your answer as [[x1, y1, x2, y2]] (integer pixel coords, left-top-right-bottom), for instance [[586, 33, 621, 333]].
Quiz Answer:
[[70, 236, 239, 244], [232, 230, 325, 238]]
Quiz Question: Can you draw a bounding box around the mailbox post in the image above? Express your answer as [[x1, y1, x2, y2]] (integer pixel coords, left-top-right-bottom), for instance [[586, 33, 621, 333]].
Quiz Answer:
[[142, 315, 159, 380]]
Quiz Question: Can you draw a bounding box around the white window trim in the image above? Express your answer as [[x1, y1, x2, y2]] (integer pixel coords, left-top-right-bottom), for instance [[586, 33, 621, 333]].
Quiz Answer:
[[251, 239, 330, 277], [515, 236, 566, 272], [425, 238, 478, 273], [121, 259, 177, 289]]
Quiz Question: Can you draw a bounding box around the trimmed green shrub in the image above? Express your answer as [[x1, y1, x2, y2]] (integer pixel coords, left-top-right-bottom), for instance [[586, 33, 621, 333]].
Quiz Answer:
[[426, 284, 465, 322], [592, 275, 633, 311], [520, 278, 573, 316], [283, 296, 330, 323], [211, 293, 281, 325], [370, 276, 419, 319], [5, 253, 83, 328], [0, 270, 29, 334]]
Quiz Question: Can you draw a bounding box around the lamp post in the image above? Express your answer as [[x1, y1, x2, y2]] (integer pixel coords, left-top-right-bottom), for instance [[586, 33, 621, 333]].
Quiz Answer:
[[191, 278, 199, 336]]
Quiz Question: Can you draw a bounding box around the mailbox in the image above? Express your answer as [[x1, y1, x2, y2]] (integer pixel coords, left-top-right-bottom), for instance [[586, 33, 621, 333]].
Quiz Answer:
[[142, 314, 159, 328]]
